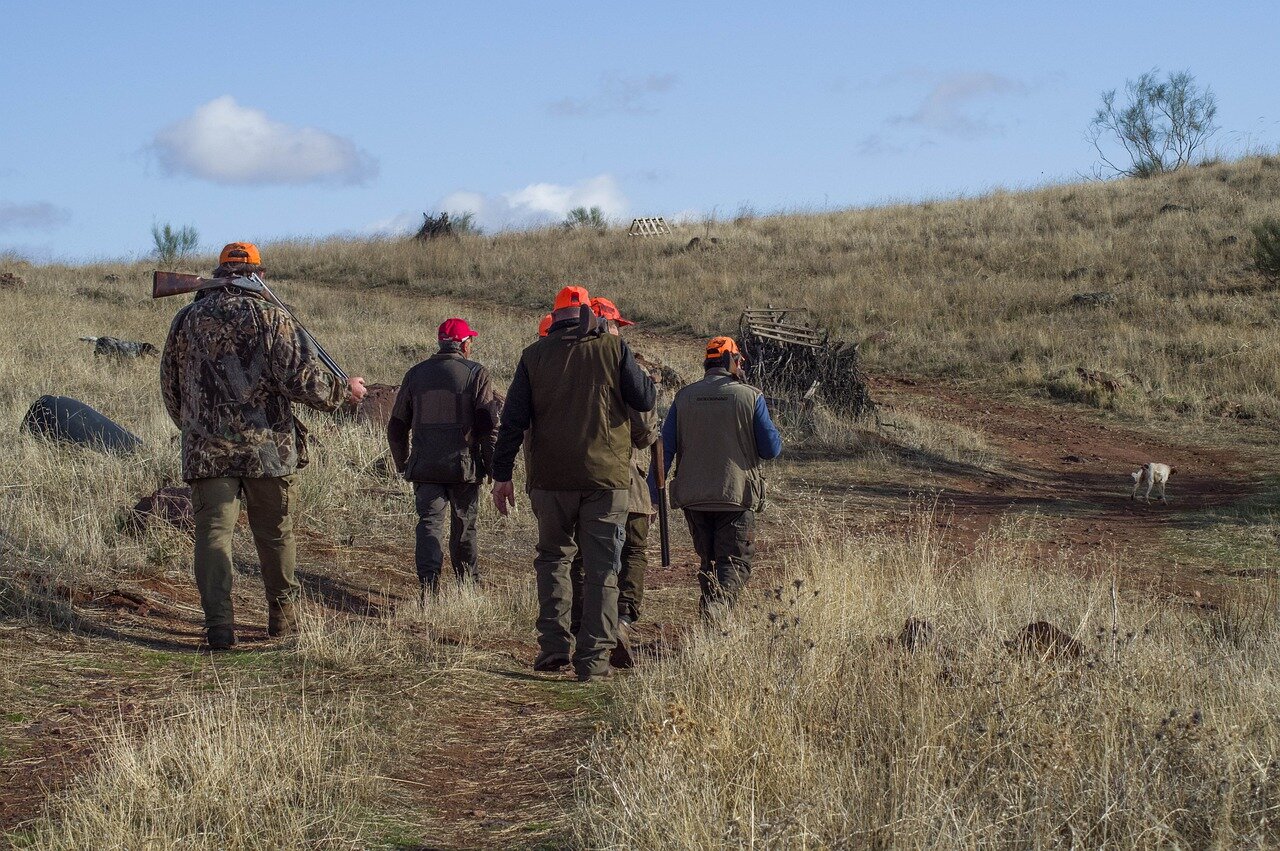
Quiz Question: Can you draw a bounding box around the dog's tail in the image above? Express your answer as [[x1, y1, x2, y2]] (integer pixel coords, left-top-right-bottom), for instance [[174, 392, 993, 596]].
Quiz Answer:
[[79, 336, 99, 343], [1130, 470, 1141, 482]]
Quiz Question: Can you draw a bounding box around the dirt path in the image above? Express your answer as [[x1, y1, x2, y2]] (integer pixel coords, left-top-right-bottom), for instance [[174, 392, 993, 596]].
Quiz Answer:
[[865, 377, 1272, 592], [2, 381, 1272, 846]]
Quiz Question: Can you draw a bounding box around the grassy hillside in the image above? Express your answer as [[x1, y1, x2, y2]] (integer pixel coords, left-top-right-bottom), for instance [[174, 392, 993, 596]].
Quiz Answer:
[[261, 154, 1280, 419], [2, 157, 1279, 848], [10, 156, 1277, 419]]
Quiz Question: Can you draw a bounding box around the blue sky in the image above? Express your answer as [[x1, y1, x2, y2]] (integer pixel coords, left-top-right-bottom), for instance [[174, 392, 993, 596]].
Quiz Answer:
[[3, 1, 1276, 261]]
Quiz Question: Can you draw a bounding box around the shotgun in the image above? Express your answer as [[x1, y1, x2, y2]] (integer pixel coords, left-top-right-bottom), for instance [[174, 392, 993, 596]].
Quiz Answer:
[[152, 271, 348, 383], [651, 434, 671, 568]]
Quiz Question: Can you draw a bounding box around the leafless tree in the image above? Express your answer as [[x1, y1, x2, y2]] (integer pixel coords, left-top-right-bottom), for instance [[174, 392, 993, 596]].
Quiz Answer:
[[1087, 69, 1218, 178]]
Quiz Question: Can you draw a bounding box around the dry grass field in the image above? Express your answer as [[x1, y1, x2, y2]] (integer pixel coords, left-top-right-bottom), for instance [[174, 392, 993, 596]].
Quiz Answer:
[[1, 158, 1278, 848]]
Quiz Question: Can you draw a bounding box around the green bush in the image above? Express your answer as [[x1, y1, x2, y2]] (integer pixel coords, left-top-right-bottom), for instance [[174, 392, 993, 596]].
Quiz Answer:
[[563, 206, 607, 232], [1251, 218, 1280, 279], [151, 223, 200, 269]]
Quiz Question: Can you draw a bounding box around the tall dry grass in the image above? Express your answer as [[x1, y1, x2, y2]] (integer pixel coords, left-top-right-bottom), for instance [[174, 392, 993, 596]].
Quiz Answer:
[[575, 516, 1280, 849], [289, 577, 538, 673], [24, 689, 377, 850]]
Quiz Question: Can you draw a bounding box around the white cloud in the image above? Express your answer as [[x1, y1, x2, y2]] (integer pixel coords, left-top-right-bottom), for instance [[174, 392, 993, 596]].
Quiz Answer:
[[363, 211, 422, 236], [891, 72, 1028, 137], [366, 175, 629, 236], [548, 74, 678, 117], [0, 201, 71, 232], [442, 174, 629, 231], [668, 209, 706, 225], [151, 96, 377, 186]]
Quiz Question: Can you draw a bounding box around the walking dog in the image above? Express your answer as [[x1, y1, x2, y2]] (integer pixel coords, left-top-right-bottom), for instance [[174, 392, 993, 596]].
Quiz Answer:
[[1130, 463, 1175, 504]]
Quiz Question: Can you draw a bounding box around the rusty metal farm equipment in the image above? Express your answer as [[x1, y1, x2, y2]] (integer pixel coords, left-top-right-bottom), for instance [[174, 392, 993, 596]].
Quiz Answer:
[[739, 308, 874, 420]]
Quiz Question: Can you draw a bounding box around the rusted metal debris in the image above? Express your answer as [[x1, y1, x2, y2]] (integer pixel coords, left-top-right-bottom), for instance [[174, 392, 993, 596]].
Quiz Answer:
[[739, 307, 874, 419]]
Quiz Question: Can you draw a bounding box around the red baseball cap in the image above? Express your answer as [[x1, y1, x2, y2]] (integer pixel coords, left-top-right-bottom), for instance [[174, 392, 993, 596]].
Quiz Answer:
[[590, 297, 634, 327], [553, 285, 590, 311], [438, 318, 478, 342]]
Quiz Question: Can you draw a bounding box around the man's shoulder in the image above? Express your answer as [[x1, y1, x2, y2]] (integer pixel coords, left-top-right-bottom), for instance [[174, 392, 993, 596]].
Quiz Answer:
[[676, 374, 761, 403], [459, 356, 488, 374], [188, 288, 276, 322], [405, 354, 487, 382]]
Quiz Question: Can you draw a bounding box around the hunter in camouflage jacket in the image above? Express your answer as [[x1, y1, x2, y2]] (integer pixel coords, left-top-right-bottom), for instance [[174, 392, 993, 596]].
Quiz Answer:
[[161, 283, 346, 481]]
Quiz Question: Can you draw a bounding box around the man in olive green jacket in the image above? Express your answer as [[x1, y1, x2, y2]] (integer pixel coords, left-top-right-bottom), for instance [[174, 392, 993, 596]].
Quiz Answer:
[[569, 297, 658, 670], [661, 336, 782, 619], [491, 286, 656, 682]]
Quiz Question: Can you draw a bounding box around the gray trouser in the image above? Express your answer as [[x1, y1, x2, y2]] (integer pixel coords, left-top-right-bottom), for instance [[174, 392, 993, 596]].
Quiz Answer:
[[191, 476, 298, 631], [572, 512, 650, 631], [531, 488, 627, 677], [414, 482, 480, 589]]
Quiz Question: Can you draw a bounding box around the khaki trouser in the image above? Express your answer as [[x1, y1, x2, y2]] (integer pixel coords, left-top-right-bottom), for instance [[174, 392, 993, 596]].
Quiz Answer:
[[531, 488, 627, 677], [684, 508, 755, 619], [572, 512, 649, 631], [191, 476, 298, 630]]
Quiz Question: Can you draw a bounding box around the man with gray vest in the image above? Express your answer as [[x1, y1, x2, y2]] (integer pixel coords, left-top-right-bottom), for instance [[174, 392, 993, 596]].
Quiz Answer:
[[491, 286, 656, 682], [661, 336, 783, 619], [388, 318, 504, 596]]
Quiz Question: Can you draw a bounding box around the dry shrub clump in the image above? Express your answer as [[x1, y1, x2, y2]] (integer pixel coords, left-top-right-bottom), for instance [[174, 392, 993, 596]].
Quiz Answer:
[[577, 518, 1280, 849], [26, 690, 376, 850]]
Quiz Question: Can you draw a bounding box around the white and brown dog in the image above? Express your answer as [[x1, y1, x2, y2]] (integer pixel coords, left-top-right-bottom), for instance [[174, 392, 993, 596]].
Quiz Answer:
[[1130, 463, 1175, 504]]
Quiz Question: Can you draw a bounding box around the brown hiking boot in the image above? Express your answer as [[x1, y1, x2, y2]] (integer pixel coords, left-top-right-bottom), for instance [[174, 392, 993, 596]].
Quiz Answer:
[[268, 601, 299, 638], [205, 627, 236, 651], [610, 618, 635, 670]]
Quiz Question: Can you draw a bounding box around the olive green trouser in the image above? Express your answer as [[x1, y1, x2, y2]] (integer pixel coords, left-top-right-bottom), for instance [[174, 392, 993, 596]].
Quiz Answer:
[[530, 488, 627, 677], [571, 512, 650, 631], [191, 476, 298, 631]]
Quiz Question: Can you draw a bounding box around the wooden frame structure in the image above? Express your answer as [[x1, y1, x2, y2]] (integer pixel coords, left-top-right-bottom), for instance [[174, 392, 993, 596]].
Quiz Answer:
[[627, 217, 671, 236]]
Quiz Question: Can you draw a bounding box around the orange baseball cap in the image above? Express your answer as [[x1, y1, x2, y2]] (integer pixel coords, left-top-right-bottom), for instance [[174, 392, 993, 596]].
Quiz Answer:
[[219, 242, 261, 266], [553, 285, 590, 311], [590, 297, 634, 327], [706, 336, 744, 361], [537, 314, 553, 337]]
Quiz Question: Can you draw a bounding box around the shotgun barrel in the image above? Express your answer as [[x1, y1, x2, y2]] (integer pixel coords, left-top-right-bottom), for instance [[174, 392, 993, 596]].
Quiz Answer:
[[151, 270, 348, 384], [651, 435, 671, 568]]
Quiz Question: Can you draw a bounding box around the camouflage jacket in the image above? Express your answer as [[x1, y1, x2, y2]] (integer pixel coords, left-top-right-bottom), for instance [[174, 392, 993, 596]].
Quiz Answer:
[[160, 283, 346, 481]]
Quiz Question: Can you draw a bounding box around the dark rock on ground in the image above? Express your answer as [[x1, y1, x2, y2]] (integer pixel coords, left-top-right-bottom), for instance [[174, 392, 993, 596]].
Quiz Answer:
[[1008, 621, 1085, 660], [338, 383, 399, 427], [125, 486, 194, 533], [21, 396, 143, 454]]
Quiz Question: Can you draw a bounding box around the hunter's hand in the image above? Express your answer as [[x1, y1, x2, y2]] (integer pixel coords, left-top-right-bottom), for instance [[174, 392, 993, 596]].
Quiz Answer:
[[491, 481, 516, 516], [347, 376, 368, 404]]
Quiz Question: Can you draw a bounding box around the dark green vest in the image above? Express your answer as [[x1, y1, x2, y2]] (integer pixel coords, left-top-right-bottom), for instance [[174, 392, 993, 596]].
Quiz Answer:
[[522, 330, 631, 491]]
